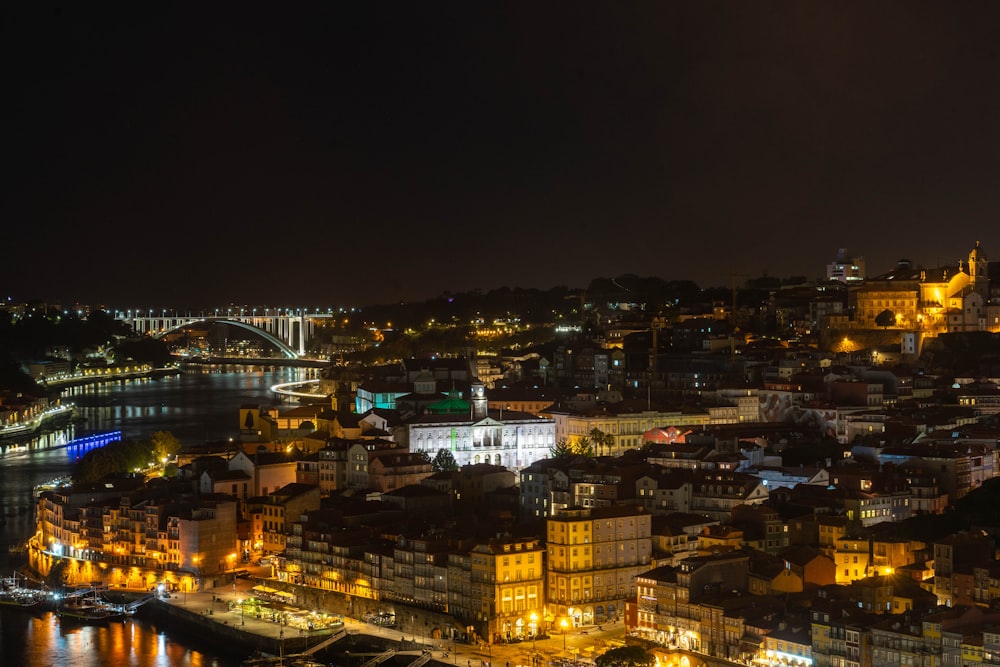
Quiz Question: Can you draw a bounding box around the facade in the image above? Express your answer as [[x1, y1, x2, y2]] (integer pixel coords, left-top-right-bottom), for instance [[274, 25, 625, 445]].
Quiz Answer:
[[546, 504, 652, 626], [406, 382, 556, 472], [690, 471, 769, 522], [545, 405, 713, 454], [368, 451, 433, 492], [261, 483, 322, 556], [469, 537, 545, 642], [633, 552, 751, 651], [228, 449, 299, 497], [827, 248, 866, 283], [519, 459, 571, 519], [850, 242, 991, 334], [346, 440, 410, 489], [35, 479, 237, 592]]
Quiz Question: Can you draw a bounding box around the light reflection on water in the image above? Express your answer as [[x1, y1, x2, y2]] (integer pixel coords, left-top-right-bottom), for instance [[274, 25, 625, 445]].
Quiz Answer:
[[0, 366, 313, 666], [1, 609, 241, 667]]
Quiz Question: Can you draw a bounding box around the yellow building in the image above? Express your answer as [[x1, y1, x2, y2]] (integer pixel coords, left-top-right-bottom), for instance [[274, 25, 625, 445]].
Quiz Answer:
[[34, 480, 237, 593], [546, 504, 652, 627], [470, 537, 545, 643], [544, 406, 713, 454], [834, 535, 923, 584]]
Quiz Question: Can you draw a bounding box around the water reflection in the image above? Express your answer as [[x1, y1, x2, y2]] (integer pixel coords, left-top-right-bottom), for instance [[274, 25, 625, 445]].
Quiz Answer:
[[2, 609, 241, 667], [0, 366, 311, 665]]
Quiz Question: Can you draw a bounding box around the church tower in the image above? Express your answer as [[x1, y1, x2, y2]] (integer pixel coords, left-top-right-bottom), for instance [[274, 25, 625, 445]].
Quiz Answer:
[[470, 381, 487, 420], [969, 240, 989, 298]]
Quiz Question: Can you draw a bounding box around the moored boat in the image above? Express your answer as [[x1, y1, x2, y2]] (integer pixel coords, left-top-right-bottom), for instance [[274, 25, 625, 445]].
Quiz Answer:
[[57, 589, 127, 622], [0, 573, 51, 610]]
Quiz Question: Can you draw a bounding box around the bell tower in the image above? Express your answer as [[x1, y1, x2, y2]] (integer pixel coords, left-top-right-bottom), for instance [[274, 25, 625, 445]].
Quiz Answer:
[[969, 240, 989, 297], [470, 381, 487, 420]]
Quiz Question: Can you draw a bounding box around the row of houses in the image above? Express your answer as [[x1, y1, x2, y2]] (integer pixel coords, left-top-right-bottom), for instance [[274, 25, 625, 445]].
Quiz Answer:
[[632, 547, 1000, 667]]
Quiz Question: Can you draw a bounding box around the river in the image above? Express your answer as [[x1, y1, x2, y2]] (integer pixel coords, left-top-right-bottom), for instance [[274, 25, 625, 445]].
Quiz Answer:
[[0, 365, 319, 667]]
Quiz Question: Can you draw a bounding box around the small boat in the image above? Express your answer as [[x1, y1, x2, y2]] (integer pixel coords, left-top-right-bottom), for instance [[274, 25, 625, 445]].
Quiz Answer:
[[58, 589, 126, 622], [0, 573, 51, 610], [0, 591, 47, 610]]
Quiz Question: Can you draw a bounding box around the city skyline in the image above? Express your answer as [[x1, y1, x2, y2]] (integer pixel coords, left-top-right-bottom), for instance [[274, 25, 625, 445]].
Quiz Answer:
[[5, 5, 1000, 308]]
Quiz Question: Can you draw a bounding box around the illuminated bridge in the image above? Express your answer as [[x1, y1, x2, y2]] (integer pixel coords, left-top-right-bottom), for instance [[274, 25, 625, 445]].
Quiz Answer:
[[115, 309, 336, 358]]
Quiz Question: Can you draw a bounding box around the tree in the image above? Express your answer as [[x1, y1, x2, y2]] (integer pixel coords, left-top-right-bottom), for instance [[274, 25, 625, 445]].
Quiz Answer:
[[550, 438, 575, 458], [587, 428, 615, 457], [550, 437, 594, 459], [574, 435, 596, 458], [113, 336, 172, 366], [45, 559, 69, 588], [432, 448, 459, 472], [595, 646, 655, 667], [150, 431, 182, 462], [875, 309, 896, 329]]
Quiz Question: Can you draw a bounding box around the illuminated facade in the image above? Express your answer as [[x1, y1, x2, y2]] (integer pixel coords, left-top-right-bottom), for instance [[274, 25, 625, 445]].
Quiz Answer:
[[35, 481, 237, 591], [406, 382, 556, 471], [763, 625, 813, 667], [851, 241, 991, 335], [545, 406, 714, 455], [633, 552, 750, 654], [470, 537, 545, 642], [546, 504, 652, 627]]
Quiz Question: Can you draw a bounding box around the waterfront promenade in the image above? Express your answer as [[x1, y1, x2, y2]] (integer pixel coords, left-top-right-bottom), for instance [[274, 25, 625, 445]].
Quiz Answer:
[[153, 574, 630, 667]]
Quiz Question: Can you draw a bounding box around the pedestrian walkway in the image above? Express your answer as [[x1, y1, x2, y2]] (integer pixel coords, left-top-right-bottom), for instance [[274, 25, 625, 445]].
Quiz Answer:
[[162, 578, 624, 667]]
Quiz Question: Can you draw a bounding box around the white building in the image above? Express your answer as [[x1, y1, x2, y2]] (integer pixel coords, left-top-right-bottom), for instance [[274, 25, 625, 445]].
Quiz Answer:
[[403, 381, 556, 471]]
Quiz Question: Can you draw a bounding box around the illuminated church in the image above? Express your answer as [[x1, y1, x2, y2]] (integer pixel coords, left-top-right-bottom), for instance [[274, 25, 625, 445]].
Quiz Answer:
[[850, 240, 995, 334]]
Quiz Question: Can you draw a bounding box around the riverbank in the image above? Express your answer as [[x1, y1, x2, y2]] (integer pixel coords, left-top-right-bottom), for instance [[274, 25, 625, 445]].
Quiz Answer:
[[37, 365, 182, 391], [0, 403, 75, 441], [135, 583, 443, 665], [179, 357, 330, 368], [131, 574, 620, 667]]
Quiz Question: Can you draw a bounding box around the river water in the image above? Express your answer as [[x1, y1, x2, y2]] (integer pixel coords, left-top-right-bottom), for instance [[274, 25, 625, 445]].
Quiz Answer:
[[0, 365, 317, 667]]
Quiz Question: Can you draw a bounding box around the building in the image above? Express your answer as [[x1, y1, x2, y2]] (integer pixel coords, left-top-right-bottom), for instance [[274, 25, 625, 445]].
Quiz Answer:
[[546, 504, 652, 627], [405, 381, 556, 471], [469, 537, 546, 643], [545, 404, 714, 454], [849, 241, 991, 334], [827, 248, 866, 284], [260, 483, 322, 556]]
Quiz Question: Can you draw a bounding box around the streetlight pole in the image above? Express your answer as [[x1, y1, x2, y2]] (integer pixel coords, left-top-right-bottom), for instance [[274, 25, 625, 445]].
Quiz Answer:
[[530, 612, 538, 657]]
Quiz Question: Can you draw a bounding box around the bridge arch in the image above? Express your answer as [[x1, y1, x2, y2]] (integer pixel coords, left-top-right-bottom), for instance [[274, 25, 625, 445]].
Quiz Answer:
[[154, 319, 299, 359]]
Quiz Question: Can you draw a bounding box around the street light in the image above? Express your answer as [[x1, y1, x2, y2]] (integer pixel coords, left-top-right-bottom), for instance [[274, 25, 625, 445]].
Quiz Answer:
[[561, 619, 568, 651], [530, 612, 538, 652], [238, 597, 245, 625]]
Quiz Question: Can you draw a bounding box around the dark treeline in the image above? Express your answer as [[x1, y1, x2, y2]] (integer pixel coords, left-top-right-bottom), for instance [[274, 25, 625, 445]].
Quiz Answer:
[[0, 305, 172, 375], [356, 274, 768, 330]]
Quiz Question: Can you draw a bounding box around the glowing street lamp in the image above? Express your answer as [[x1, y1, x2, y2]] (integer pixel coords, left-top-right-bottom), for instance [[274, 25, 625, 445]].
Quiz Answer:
[[561, 619, 568, 651]]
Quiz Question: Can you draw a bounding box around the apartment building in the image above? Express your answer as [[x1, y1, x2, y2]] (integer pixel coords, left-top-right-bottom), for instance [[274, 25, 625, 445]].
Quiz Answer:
[[469, 537, 545, 643], [35, 478, 237, 592], [546, 504, 652, 626]]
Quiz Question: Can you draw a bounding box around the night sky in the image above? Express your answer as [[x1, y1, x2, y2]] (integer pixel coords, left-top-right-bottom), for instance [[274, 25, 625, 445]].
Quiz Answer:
[[4, 4, 1000, 309]]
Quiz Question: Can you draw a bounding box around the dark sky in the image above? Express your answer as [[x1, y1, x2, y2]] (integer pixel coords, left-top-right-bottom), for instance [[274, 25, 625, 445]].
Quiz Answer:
[[4, 4, 1000, 309]]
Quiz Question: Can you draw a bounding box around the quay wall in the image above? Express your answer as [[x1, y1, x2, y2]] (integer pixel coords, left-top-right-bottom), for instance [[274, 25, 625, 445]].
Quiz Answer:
[[137, 599, 308, 657]]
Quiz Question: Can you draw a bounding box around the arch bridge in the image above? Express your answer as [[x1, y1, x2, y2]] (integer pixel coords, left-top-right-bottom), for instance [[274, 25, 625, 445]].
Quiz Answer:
[[116, 312, 334, 358]]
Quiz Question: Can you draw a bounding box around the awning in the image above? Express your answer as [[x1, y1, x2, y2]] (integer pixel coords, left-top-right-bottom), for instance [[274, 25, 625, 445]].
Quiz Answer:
[[252, 585, 294, 600], [252, 585, 280, 594]]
